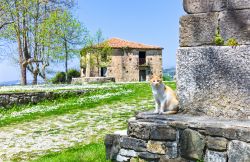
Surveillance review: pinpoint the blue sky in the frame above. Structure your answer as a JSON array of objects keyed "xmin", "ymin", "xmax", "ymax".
[{"xmin": 0, "ymin": 0, "xmax": 185, "ymax": 82}]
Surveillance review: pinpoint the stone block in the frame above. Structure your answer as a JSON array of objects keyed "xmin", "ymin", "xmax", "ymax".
[
  {"xmin": 160, "ymin": 157, "xmax": 189, "ymax": 162},
  {"xmin": 207, "ymin": 136, "xmax": 228, "ymax": 151},
  {"xmin": 120, "ymin": 137, "xmax": 147, "ymax": 152},
  {"xmin": 228, "ymin": 140, "xmax": 250, "ymax": 162},
  {"xmin": 147, "ymin": 141, "xmax": 177, "ymax": 156},
  {"xmin": 180, "ymin": 129, "xmax": 205, "ymax": 160},
  {"xmin": 130, "ymin": 157, "xmax": 146, "ymax": 162},
  {"xmin": 219, "ymin": 10, "xmax": 250, "ymax": 45},
  {"xmin": 183, "ymin": 0, "xmax": 227, "ymax": 14},
  {"xmin": 180, "ymin": 10, "xmax": 250, "ymax": 47},
  {"xmin": 128, "ymin": 121, "xmax": 151, "ymax": 140},
  {"xmin": 204, "ymin": 150, "xmax": 227, "ymax": 162},
  {"xmin": 150, "ymin": 125, "xmax": 176, "ymax": 141},
  {"xmin": 177, "ymin": 45, "xmax": 250, "ymax": 119},
  {"xmin": 119, "ymin": 149, "xmax": 138, "ymax": 157},
  {"xmin": 104, "ymin": 134, "xmax": 121, "ymax": 160},
  {"xmin": 116, "ymin": 155, "xmax": 130, "ymax": 162},
  {"xmin": 228, "ymin": 0, "xmax": 250, "ymax": 10},
  {"xmin": 180, "ymin": 12, "xmax": 218, "ymax": 47},
  {"xmin": 138, "ymin": 152, "xmax": 161, "ymax": 160},
  {"xmin": 31, "ymin": 96, "xmax": 39, "ymax": 103},
  {"xmin": 147, "ymin": 141, "xmax": 167, "ymax": 154}
]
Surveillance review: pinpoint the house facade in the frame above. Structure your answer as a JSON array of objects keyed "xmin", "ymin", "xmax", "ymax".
[{"xmin": 80, "ymin": 38, "xmax": 163, "ymax": 82}]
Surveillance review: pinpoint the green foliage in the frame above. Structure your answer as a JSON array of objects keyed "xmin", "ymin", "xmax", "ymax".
[
  {"xmin": 80, "ymin": 30, "xmax": 112, "ymax": 69},
  {"xmin": 225, "ymin": 38, "xmax": 239, "ymax": 47},
  {"xmin": 214, "ymin": 27, "xmax": 224, "ymax": 46},
  {"xmin": 51, "ymin": 72, "xmax": 66, "ymax": 84},
  {"xmin": 32, "ymin": 143, "xmax": 109, "ymax": 162},
  {"xmin": 67, "ymin": 69, "xmax": 80, "ymax": 83},
  {"xmin": 163, "ymin": 75, "xmax": 173, "ymax": 81},
  {"xmin": 51, "ymin": 69, "xmax": 80, "ymax": 84}
]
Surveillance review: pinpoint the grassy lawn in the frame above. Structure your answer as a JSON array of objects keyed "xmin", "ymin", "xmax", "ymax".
[
  {"xmin": 0, "ymin": 82, "xmax": 176, "ymax": 161},
  {"xmin": 32, "ymin": 143, "xmax": 109, "ymax": 162}
]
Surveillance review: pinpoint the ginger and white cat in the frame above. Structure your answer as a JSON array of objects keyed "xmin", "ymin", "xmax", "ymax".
[{"xmin": 150, "ymin": 75, "xmax": 179, "ymax": 115}]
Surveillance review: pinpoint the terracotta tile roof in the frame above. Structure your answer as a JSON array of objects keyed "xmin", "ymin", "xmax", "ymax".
[{"xmin": 105, "ymin": 38, "xmax": 163, "ymax": 50}]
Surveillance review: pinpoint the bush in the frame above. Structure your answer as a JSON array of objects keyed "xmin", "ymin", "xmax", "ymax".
[
  {"xmin": 67, "ymin": 69, "xmax": 80, "ymax": 83},
  {"xmin": 163, "ymin": 75, "xmax": 172, "ymax": 81},
  {"xmin": 51, "ymin": 72, "xmax": 66, "ymax": 84},
  {"xmin": 51, "ymin": 69, "xmax": 80, "ymax": 84},
  {"xmin": 225, "ymin": 38, "xmax": 239, "ymax": 47},
  {"xmin": 214, "ymin": 27, "xmax": 224, "ymax": 46}
]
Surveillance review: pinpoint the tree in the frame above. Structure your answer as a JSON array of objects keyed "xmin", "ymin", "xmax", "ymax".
[
  {"xmin": 80, "ymin": 30, "xmax": 112, "ymax": 77},
  {"xmin": 0, "ymin": 0, "xmax": 77, "ymax": 85},
  {"xmin": 46, "ymin": 10, "xmax": 87, "ymax": 82}
]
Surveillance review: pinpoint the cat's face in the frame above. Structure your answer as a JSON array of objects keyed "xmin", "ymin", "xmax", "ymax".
[{"xmin": 150, "ymin": 75, "xmax": 162, "ymax": 87}]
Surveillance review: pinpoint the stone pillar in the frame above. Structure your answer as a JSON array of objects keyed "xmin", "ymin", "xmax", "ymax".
[
  {"xmin": 85, "ymin": 52, "xmax": 91, "ymax": 77},
  {"xmin": 177, "ymin": 0, "xmax": 250, "ymax": 119}
]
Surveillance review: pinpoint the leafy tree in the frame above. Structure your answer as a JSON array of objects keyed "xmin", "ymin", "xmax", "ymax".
[
  {"xmin": 45, "ymin": 10, "xmax": 87, "ymax": 81},
  {"xmin": 0, "ymin": 0, "xmax": 80, "ymax": 85},
  {"xmin": 80, "ymin": 30, "xmax": 112, "ymax": 77}
]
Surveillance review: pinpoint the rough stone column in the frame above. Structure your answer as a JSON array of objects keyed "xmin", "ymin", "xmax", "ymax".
[
  {"xmin": 85, "ymin": 52, "xmax": 91, "ymax": 77},
  {"xmin": 177, "ymin": 0, "xmax": 250, "ymax": 119}
]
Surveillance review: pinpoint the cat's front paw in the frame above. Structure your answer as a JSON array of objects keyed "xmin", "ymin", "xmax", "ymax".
[
  {"xmin": 153, "ymin": 109, "xmax": 159, "ymax": 114},
  {"xmin": 159, "ymin": 111, "xmax": 164, "ymax": 115}
]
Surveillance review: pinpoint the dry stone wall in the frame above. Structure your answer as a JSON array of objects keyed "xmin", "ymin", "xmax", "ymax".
[
  {"xmin": 0, "ymin": 90, "xmax": 89, "ymax": 109},
  {"xmin": 105, "ymin": 112, "xmax": 250, "ymax": 162},
  {"xmin": 177, "ymin": 0, "xmax": 250, "ymax": 119}
]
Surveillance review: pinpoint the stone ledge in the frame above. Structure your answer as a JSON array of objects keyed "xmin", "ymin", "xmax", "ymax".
[
  {"xmin": 183, "ymin": 0, "xmax": 250, "ymax": 14},
  {"xmin": 105, "ymin": 112, "xmax": 250, "ymax": 161},
  {"xmin": 71, "ymin": 77, "xmax": 115, "ymax": 84},
  {"xmin": 136, "ymin": 112, "xmax": 250, "ymax": 143}
]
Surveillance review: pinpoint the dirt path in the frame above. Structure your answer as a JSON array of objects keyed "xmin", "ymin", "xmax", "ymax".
[{"xmin": 0, "ymin": 100, "xmax": 154, "ymax": 161}]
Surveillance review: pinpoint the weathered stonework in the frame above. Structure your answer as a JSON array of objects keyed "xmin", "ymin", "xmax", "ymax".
[
  {"xmin": 105, "ymin": 112, "xmax": 250, "ymax": 162},
  {"xmin": 177, "ymin": 45, "xmax": 250, "ymax": 119},
  {"xmin": 207, "ymin": 136, "xmax": 228, "ymax": 151},
  {"xmin": 180, "ymin": 129, "xmax": 205, "ymax": 160},
  {"xmin": 183, "ymin": 0, "xmax": 250, "ymax": 14},
  {"xmin": 0, "ymin": 90, "xmax": 90, "ymax": 108},
  {"xmin": 180, "ymin": 12, "xmax": 218, "ymax": 47},
  {"xmin": 228, "ymin": 140, "xmax": 250, "ymax": 162},
  {"xmin": 80, "ymin": 38, "xmax": 163, "ymax": 82},
  {"xmin": 180, "ymin": 10, "xmax": 250, "ymax": 47},
  {"xmin": 204, "ymin": 150, "xmax": 227, "ymax": 162}
]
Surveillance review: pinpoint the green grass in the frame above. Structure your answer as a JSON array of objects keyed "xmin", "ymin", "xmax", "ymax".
[
  {"xmin": 2, "ymin": 82, "xmax": 176, "ymax": 162},
  {"xmin": 0, "ymin": 82, "xmax": 179, "ymax": 127},
  {"xmin": 32, "ymin": 143, "xmax": 109, "ymax": 162}
]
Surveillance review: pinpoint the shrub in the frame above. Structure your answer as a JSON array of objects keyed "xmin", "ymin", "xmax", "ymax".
[
  {"xmin": 214, "ymin": 27, "xmax": 224, "ymax": 46},
  {"xmin": 67, "ymin": 69, "xmax": 80, "ymax": 83},
  {"xmin": 225, "ymin": 38, "xmax": 239, "ymax": 47},
  {"xmin": 163, "ymin": 75, "xmax": 172, "ymax": 81},
  {"xmin": 51, "ymin": 72, "xmax": 66, "ymax": 84}
]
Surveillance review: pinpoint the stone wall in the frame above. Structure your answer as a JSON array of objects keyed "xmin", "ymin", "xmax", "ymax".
[
  {"xmin": 177, "ymin": 0, "xmax": 250, "ymax": 119},
  {"xmin": 81, "ymin": 48, "xmax": 163, "ymax": 82},
  {"xmin": 0, "ymin": 90, "xmax": 89, "ymax": 109},
  {"xmin": 105, "ymin": 112, "xmax": 250, "ymax": 162},
  {"xmin": 108, "ymin": 49, "xmax": 162, "ymax": 82}
]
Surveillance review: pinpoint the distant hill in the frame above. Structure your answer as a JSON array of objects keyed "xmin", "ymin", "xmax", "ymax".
[
  {"xmin": 0, "ymin": 80, "xmax": 44, "ymax": 86},
  {"xmin": 163, "ymin": 67, "xmax": 176, "ymax": 79},
  {"xmin": 0, "ymin": 80, "xmax": 20, "ymax": 86}
]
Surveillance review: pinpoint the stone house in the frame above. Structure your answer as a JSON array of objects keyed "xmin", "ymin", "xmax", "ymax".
[{"xmin": 80, "ymin": 38, "xmax": 163, "ymax": 82}]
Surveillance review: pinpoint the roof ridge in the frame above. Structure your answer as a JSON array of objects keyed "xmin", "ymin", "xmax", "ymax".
[{"xmin": 106, "ymin": 37, "xmax": 163, "ymax": 49}]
